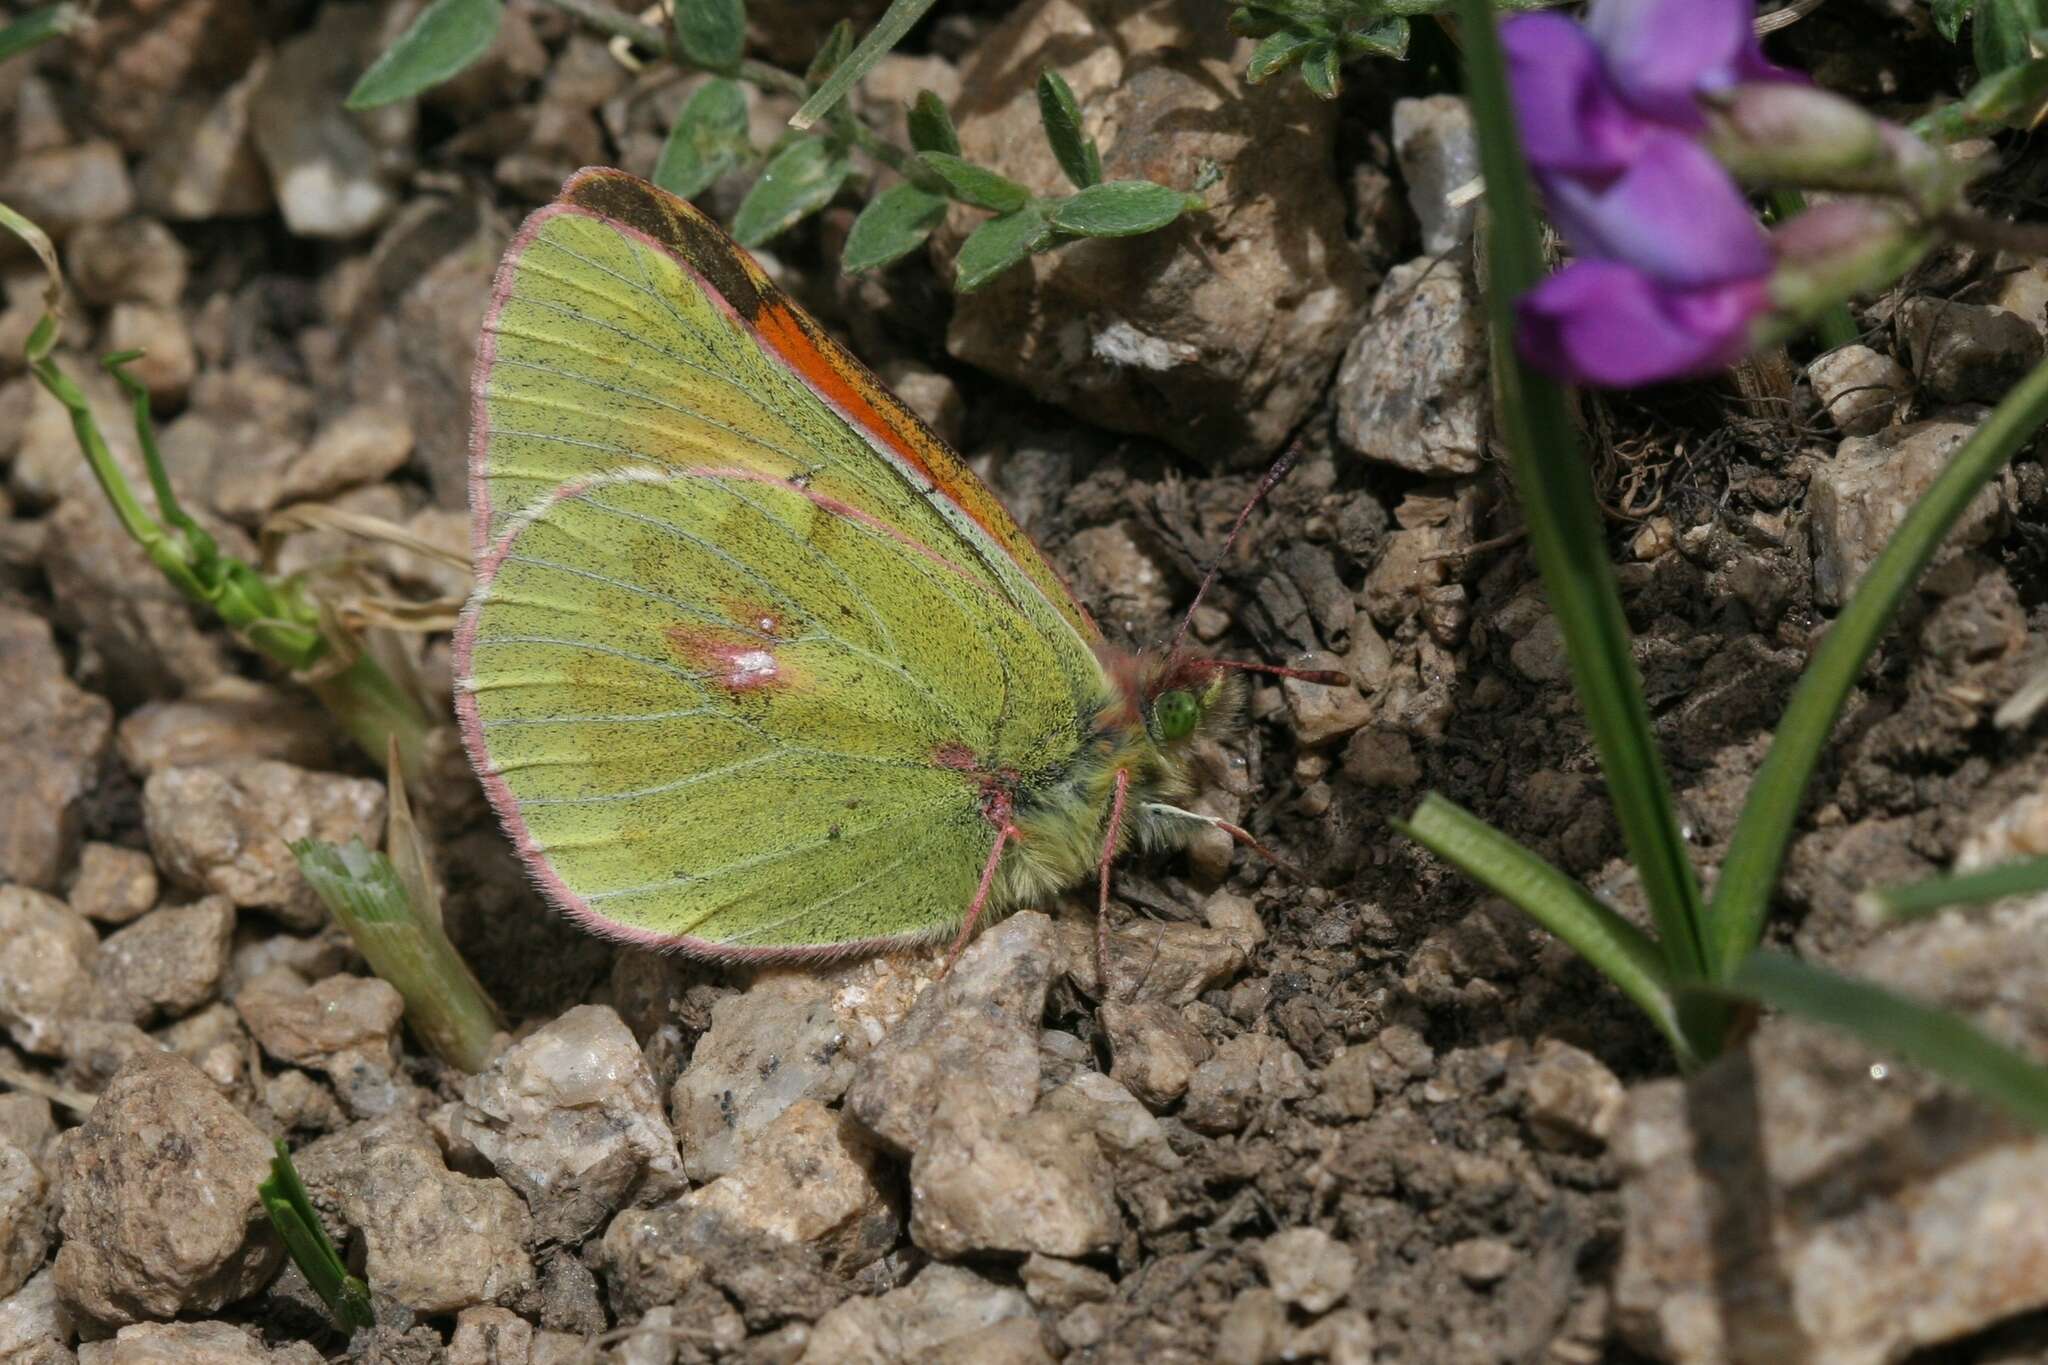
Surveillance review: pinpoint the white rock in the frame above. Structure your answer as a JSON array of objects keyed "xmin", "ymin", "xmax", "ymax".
[
  {"xmin": 1256, "ymin": 1227, "xmax": 1355, "ymax": 1313},
  {"xmin": 456, "ymin": 1004, "xmax": 684, "ymax": 1241}
]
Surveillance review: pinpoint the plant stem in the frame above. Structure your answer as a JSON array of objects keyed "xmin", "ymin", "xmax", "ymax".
[
  {"xmin": 1456, "ymin": 0, "xmax": 1713, "ymax": 988},
  {"xmin": 294, "ymin": 840, "xmax": 501, "ymax": 1074},
  {"xmin": 537, "ymin": 0, "xmax": 670, "ymax": 54},
  {"xmin": 306, "ymin": 654, "xmax": 436, "ymax": 787},
  {"xmin": 1706, "ymin": 353, "xmax": 2048, "ymax": 977},
  {"xmin": 738, "ymin": 57, "xmax": 809, "ymax": 99}
]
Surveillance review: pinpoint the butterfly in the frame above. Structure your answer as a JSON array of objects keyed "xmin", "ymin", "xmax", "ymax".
[{"xmin": 454, "ymin": 168, "xmax": 1338, "ymax": 968}]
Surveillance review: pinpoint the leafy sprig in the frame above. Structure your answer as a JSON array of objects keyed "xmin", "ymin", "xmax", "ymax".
[
  {"xmin": 1232, "ymin": 0, "xmax": 1547, "ymax": 97},
  {"xmin": 847, "ymin": 72, "xmax": 1203, "ymax": 289},
  {"xmin": 346, "ymin": 0, "xmax": 1202, "ymax": 290}
]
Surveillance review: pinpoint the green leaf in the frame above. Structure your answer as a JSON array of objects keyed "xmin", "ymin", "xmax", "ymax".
[
  {"xmin": 1227, "ymin": 3, "xmax": 1294, "ymax": 38},
  {"xmin": 1705, "ymin": 352, "xmax": 2048, "ymax": 978},
  {"xmin": 1859, "ymin": 854, "xmax": 2048, "ymax": 923},
  {"xmin": 1914, "ymin": 55, "xmax": 2048, "ymax": 139},
  {"xmin": 791, "ymin": 0, "xmax": 937, "ymax": 130},
  {"xmin": 674, "ymin": 0, "xmax": 745, "ymax": 71},
  {"xmin": 1245, "ymin": 27, "xmax": 1320, "ymax": 83},
  {"xmin": 732, "ymin": 137, "xmax": 852, "ymax": 246},
  {"xmin": 293, "ymin": 838, "xmax": 500, "ymax": 1073},
  {"xmin": 804, "ymin": 18, "xmax": 856, "ymax": 87},
  {"xmin": 1342, "ymin": 16, "xmax": 1409, "ymax": 60},
  {"xmin": 1456, "ymin": 0, "xmax": 1714, "ymax": 995},
  {"xmin": 1711, "ymin": 951, "xmax": 2048, "ymax": 1132},
  {"xmin": 1975, "ymin": 0, "xmax": 2048, "ymax": 73},
  {"xmin": 1049, "ymin": 180, "xmax": 1198, "ymax": 238},
  {"xmin": 908, "ymin": 89, "xmax": 960, "ymax": 156},
  {"xmin": 1936, "ymin": 0, "xmax": 1977, "ymax": 41},
  {"xmin": 345, "ymin": 0, "xmax": 502, "ymax": 110},
  {"xmin": 0, "ymin": 4, "xmax": 85, "ymax": 64},
  {"xmin": 1298, "ymin": 41, "xmax": 1342, "ymax": 98},
  {"xmin": 954, "ymin": 206, "xmax": 1050, "ymax": 291},
  {"xmin": 654, "ymin": 78, "xmax": 751, "ymax": 200},
  {"xmin": 1398, "ymin": 793, "xmax": 1696, "ymax": 1066},
  {"xmin": 918, "ymin": 151, "xmax": 1031, "ymax": 212},
  {"xmin": 259, "ymin": 1142, "xmax": 375, "ymax": 1332},
  {"xmin": 842, "ymin": 183, "xmax": 947, "ymax": 272},
  {"xmin": 1036, "ymin": 70, "xmax": 1100, "ymax": 189}
]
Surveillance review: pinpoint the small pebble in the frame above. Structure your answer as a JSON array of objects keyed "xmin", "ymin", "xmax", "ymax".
[
  {"xmin": 1449, "ymin": 1236, "xmax": 1515, "ymax": 1287},
  {"xmin": 67, "ymin": 844, "xmax": 158, "ymax": 926}
]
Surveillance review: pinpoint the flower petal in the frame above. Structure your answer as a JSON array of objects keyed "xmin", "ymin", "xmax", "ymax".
[
  {"xmin": 1502, "ymin": 13, "xmax": 1651, "ymax": 176},
  {"xmin": 1585, "ymin": 0, "xmax": 1799, "ymax": 122},
  {"xmin": 1540, "ymin": 133, "xmax": 1770, "ymax": 286},
  {"xmin": 1516, "ymin": 260, "xmax": 1768, "ymax": 388}
]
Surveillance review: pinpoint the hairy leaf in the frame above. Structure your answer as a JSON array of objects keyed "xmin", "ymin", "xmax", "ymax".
[
  {"xmin": 654, "ymin": 78, "xmax": 751, "ymax": 199},
  {"xmin": 1050, "ymin": 180, "xmax": 1198, "ymax": 238},
  {"xmin": 732, "ymin": 137, "xmax": 851, "ymax": 246},
  {"xmin": 346, "ymin": 0, "xmax": 502, "ymax": 110},
  {"xmin": 843, "ymin": 183, "xmax": 948, "ymax": 272},
  {"xmin": 955, "ymin": 206, "xmax": 1050, "ymax": 291}
]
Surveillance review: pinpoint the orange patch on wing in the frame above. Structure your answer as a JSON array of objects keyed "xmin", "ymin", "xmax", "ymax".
[{"xmin": 751, "ymin": 299, "xmax": 1093, "ymax": 627}]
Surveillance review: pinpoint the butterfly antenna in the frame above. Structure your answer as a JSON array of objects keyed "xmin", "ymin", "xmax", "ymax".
[
  {"xmin": 1208, "ymin": 658, "xmax": 1352, "ymax": 687},
  {"xmin": 1165, "ymin": 442, "xmax": 1305, "ymax": 660}
]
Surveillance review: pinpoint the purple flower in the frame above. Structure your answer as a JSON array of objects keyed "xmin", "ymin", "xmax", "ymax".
[
  {"xmin": 1515, "ymin": 262, "xmax": 1770, "ymax": 388},
  {"xmin": 1500, "ymin": 0, "xmax": 1799, "ymax": 388},
  {"xmin": 1541, "ymin": 132, "xmax": 1769, "ymax": 287},
  {"xmin": 1504, "ymin": 0, "xmax": 1799, "ymax": 172},
  {"xmin": 1583, "ymin": 0, "xmax": 1798, "ymax": 125},
  {"xmin": 1502, "ymin": 14, "xmax": 1651, "ymax": 178}
]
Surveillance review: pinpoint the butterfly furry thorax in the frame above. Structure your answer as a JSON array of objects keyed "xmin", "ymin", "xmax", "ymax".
[
  {"xmin": 455, "ymin": 167, "xmax": 1288, "ymax": 964},
  {"xmin": 990, "ymin": 649, "xmax": 1248, "ymax": 909}
]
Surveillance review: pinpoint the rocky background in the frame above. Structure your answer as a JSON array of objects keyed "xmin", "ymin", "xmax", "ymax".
[{"xmin": 5, "ymin": 1, "xmax": 2048, "ymax": 1363}]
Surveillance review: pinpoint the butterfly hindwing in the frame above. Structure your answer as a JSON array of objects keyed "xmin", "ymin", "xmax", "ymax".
[{"xmin": 458, "ymin": 170, "xmax": 1110, "ymax": 956}]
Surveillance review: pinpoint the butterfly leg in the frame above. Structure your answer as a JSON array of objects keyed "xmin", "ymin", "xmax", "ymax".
[
  {"xmin": 941, "ymin": 822, "xmax": 1020, "ymax": 976},
  {"xmin": 1096, "ymin": 767, "xmax": 1133, "ymax": 993},
  {"xmin": 1144, "ymin": 801, "xmax": 1307, "ymax": 883}
]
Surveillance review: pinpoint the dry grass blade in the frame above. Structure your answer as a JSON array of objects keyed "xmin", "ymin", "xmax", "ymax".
[
  {"xmin": 262, "ymin": 502, "xmax": 468, "ymax": 635},
  {"xmin": 262, "ymin": 501, "xmax": 471, "ymax": 573},
  {"xmin": 1757, "ymin": 0, "xmax": 1827, "ymax": 34}
]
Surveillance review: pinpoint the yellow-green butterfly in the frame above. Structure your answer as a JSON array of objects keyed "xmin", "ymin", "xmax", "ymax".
[{"xmin": 455, "ymin": 168, "xmax": 1335, "ymax": 966}]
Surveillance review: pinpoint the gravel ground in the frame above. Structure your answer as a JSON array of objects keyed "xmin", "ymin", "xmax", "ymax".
[{"xmin": 5, "ymin": 2, "xmax": 2048, "ymax": 1363}]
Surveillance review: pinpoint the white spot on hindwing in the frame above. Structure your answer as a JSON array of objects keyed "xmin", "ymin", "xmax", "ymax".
[{"xmin": 731, "ymin": 649, "xmax": 777, "ymax": 685}]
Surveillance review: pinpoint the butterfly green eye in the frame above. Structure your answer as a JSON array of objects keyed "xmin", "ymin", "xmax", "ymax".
[{"xmin": 1153, "ymin": 689, "xmax": 1199, "ymax": 741}]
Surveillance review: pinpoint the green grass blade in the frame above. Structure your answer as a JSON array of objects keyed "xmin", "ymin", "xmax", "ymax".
[
  {"xmin": 1859, "ymin": 854, "xmax": 2048, "ymax": 923},
  {"xmin": 291, "ymin": 838, "xmax": 500, "ymax": 1073},
  {"xmin": 259, "ymin": 1141, "xmax": 374, "ymax": 1332},
  {"xmin": 1708, "ymin": 950, "xmax": 2048, "ymax": 1132},
  {"xmin": 1706, "ymin": 353, "xmax": 2048, "ymax": 977},
  {"xmin": 0, "ymin": 4, "xmax": 82, "ymax": 64},
  {"xmin": 787, "ymin": 0, "xmax": 935, "ymax": 131},
  {"xmin": 1456, "ymin": 0, "xmax": 1709, "ymax": 978},
  {"xmin": 1398, "ymin": 793, "xmax": 1697, "ymax": 1066}
]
